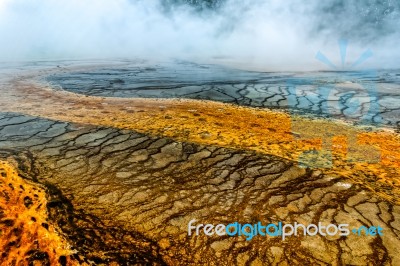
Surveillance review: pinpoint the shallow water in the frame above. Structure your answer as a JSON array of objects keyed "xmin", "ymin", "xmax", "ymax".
[{"xmin": 46, "ymin": 61, "xmax": 400, "ymax": 127}]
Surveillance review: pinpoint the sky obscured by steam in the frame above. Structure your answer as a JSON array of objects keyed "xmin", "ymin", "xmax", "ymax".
[{"xmin": 0, "ymin": 0, "xmax": 399, "ymax": 70}]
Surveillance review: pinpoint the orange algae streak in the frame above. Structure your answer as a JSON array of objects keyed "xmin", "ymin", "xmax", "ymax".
[
  {"xmin": 1, "ymin": 80, "xmax": 400, "ymax": 203},
  {"xmin": 0, "ymin": 161, "xmax": 77, "ymax": 266}
]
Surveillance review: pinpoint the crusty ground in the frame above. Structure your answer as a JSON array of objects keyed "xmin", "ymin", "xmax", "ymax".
[
  {"xmin": 0, "ymin": 79, "xmax": 399, "ymax": 203},
  {"xmin": 0, "ymin": 161, "xmax": 80, "ymax": 266}
]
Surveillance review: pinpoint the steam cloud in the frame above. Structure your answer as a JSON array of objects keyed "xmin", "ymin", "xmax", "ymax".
[{"xmin": 0, "ymin": 0, "xmax": 399, "ymax": 70}]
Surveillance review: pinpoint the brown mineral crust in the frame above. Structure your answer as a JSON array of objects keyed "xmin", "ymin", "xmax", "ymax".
[
  {"xmin": 0, "ymin": 114, "xmax": 399, "ymax": 265},
  {"xmin": 0, "ymin": 161, "xmax": 77, "ymax": 266},
  {"xmin": 0, "ymin": 65, "xmax": 399, "ymax": 265},
  {"xmin": 0, "ymin": 78, "xmax": 399, "ymax": 203},
  {"xmin": 0, "ymin": 160, "xmax": 166, "ymax": 266}
]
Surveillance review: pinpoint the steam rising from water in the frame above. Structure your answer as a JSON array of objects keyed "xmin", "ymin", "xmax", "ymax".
[{"xmin": 0, "ymin": 0, "xmax": 399, "ymax": 70}]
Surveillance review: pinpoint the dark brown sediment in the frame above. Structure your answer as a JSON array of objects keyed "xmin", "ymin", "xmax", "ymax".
[
  {"xmin": 0, "ymin": 63, "xmax": 399, "ymax": 265},
  {"xmin": 1, "ymin": 158, "xmax": 166, "ymax": 265},
  {"xmin": 0, "ymin": 113, "xmax": 399, "ymax": 265},
  {"xmin": 0, "ymin": 75, "xmax": 399, "ymax": 203}
]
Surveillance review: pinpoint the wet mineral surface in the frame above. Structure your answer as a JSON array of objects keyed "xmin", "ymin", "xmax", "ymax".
[
  {"xmin": 0, "ymin": 60, "xmax": 400, "ymax": 265},
  {"xmin": 46, "ymin": 61, "xmax": 400, "ymax": 127}
]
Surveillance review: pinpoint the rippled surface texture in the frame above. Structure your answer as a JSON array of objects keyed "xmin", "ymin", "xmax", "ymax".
[
  {"xmin": 47, "ymin": 61, "xmax": 400, "ymax": 126},
  {"xmin": 0, "ymin": 60, "xmax": 400, "ymax": 265}
]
